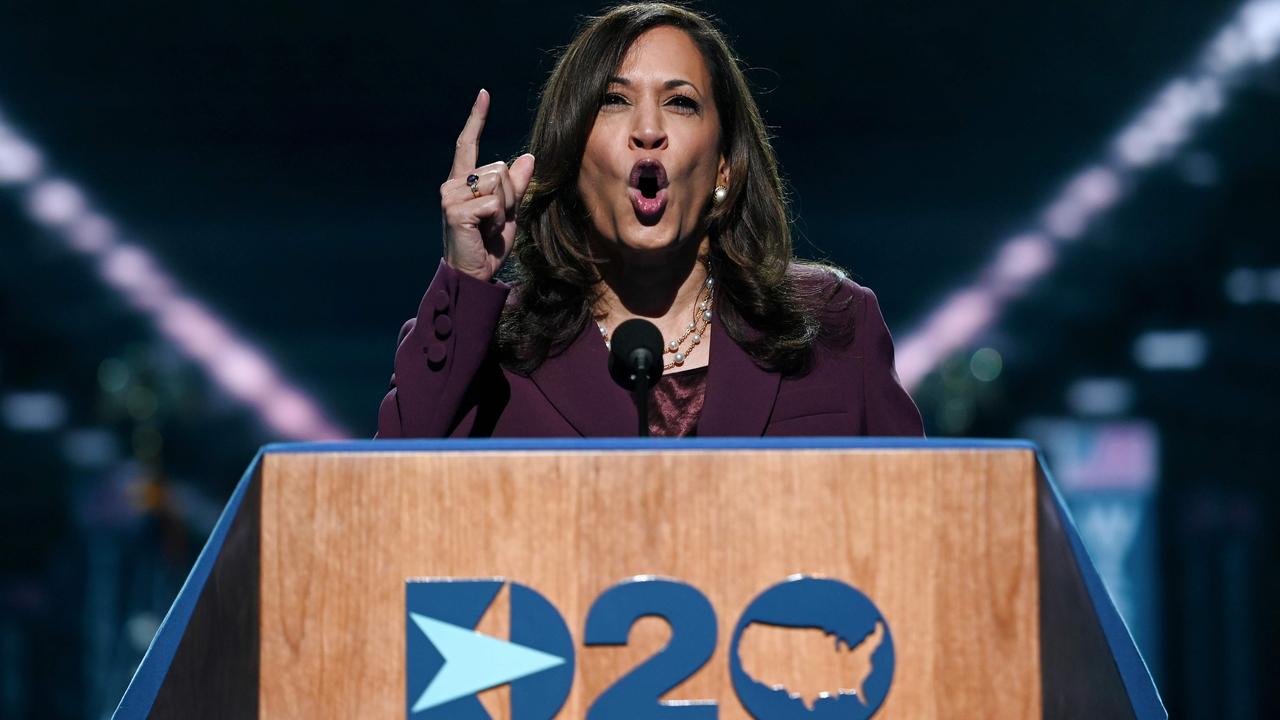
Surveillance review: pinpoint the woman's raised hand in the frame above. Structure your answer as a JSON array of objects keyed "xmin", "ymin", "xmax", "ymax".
[{"xmin": 441, "ymin": 89, "xmax": 536, "ymax": 282}]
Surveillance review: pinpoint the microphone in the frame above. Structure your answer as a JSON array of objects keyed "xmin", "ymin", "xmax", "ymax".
[{"xmin": 607, "ymin": 319, "xmax": 664, "ymax": 437}]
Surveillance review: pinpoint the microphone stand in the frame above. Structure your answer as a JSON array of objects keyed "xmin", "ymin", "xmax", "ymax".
[
  {"xmin": 631, "ymin": 352, "xmax": 652, "ymax": 438},
  {"xmin": 608, "ymin": 319, "xmax": 664, "ymax": 439}
]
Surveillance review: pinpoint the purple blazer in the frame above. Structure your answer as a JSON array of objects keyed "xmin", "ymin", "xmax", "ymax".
[{"xmin": 377, "ymin": 260, "xmax": 924, "ymax": 438}]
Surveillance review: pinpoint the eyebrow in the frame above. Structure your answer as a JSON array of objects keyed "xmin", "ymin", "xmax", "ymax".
[{"xmin": 607, "ymin": 76, "xmax": 701, "ymax": 94}]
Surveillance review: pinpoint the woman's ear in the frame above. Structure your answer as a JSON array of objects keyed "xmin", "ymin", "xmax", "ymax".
[{"xmin": 717, "ymin": 154, "xmax": 730, "ymax": 186}]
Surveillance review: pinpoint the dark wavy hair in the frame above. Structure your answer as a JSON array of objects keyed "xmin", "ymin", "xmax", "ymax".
[{"xmin": 498, "ymin": 1, "xmax": 851, "ymax": 375}]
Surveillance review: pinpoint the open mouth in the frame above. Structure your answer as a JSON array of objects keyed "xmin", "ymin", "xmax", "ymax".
[
  {"xmin": 638, "ymin": 174, "xmax": 660, "ymax": 198},
  {"xmin": 629, "ymin": 159, "xmax": 669, "ymax": 224},
  {"xmin": 630, "ymin": 158, "xmax": 669, "ymax": 194}
]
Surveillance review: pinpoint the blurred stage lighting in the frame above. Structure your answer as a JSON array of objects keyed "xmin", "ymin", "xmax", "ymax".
[
  {"xmin": 1133, "ymin": 330, "xmax": 1209, "ymax": 370},
  {"xmin": 897, "ymin": 0, "xmax": 1280, "ymax": 390},
  {"xmin": 2, "ymin": 391, "xmax": 68, "ymax": 431},
  {"xmin": 1225, "ymin": 267, "xmax": 1262, "ymax": 303},
  {"xmin": 0, "ymin": 121, "xmax": 42, "ymax": 184},
  {"xmin": 1265, "ymin": 268, "xmax": 1280, "ymax": 303},
  {"xmin": 0, "ymin": 109, "xmax": 347, "ymax": 441},
  {"xmin": 1067, "ymin": 377, "xmax": 1136, "ymax": 417},
  {"xmin": 969, "ymin": 347, "xmax": 1003, "ymax": 382},
  {"xmin": 1225, "ymin": 266, "xmax": 1280, "ymax": 304},
  {"xmin": 26, "ymin": 178, "xmax": 86, "ymax": 227},
  {"xmin": 62, "ymin": 428, "xmax": 120, "ymax": 468}
]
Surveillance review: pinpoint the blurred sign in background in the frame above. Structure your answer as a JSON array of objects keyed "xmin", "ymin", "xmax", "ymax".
[{"xmin": 1, "ymin": 1, "xmax": 1277, "ymax": 717}]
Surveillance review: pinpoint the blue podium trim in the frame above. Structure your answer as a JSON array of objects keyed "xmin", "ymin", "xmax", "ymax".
[
  {"xmin": 1036, "ymin": 453, "xmax": 1166, "ymax": 719},
  {"xmin": 261, "ymin": 436, "xmax": 1039, "ymax": 454}
]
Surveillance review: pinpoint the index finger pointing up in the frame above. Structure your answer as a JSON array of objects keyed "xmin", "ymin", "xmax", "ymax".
[{"xmin": 449, "ymin": 88, "xmax": 490, "ymax": 181}]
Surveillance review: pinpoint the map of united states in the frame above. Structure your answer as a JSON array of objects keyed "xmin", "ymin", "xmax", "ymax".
[{"xmin": 737, "ymin": 620, "xmax": 886, "ymax": 709}]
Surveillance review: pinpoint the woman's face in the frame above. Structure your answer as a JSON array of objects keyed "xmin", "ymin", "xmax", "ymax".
[{"xmin": 577, "ymin": 26, "xmax": 727, "ymax": 260}]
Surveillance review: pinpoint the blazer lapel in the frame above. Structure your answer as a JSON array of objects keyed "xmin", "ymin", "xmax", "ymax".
[
  {"xmin": 530, "ymin": 322, "xmax": 637, "ymax": 437},
  {"xmin": 530, "ymin": 307, "xmax": 782, "ymax": 437},
  {"xmin": 697, "ymin": 309, "xmax": 781, "ymax": 436}
]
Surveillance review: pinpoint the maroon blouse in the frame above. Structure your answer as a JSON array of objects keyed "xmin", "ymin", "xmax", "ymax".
[{"xmin": 646, "ymin": 366, "xmax": 709, "ymax": 437}]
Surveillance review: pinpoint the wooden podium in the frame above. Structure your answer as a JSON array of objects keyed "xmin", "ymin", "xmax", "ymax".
[{"xmin": 112, "ymin": 439, "xmax": 1164, "ymax": 719}]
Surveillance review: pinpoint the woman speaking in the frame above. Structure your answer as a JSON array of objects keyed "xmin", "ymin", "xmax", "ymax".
[{"xmin": 377, "ymin": 2, "xmax": 923, "ymax": 438}]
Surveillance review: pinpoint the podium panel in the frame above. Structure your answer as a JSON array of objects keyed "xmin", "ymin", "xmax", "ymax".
[{"xmin": 114, "ymin": 439, "xmax": 1165, "ymax": 719}]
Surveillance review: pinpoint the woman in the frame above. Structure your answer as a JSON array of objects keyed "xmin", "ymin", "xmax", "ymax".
[{"xmin": 377, "ymin": 2, "xmax": 923, "ymax": 438}]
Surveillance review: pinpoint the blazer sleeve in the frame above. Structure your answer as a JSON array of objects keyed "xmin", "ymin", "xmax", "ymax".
[
  {"xmin": 376, "ymin": 259, "xmax": 511, "ymax": 438},
  {"xmin": 854, "ymin": 285, "xmax": 925, "ymax": 437}
]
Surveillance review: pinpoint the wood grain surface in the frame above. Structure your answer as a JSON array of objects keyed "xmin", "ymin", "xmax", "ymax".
[{"xmin": 258, "ymin": 448, "xmax": 1041, "ymax": 718}]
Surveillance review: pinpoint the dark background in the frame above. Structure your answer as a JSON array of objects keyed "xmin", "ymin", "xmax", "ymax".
[{"xmin": 1, "ymin": 1, "xmax": 1276, "ymax": 717}]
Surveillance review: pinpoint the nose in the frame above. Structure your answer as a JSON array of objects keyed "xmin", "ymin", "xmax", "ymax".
[{"xmin": 629, "ymin": 103, "xmax": 667, "ymax": 151}]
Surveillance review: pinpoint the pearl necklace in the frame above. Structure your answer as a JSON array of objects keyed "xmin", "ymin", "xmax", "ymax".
[{"xmin": 597, "ymin": 275, "xmax": 714, "ymax": 370}]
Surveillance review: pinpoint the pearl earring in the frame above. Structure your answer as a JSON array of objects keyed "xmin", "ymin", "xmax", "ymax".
[{"xmin": 713, "ymin": 184, "xmax": 728, "ymax": 205}]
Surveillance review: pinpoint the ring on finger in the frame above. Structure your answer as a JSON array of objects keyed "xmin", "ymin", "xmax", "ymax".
[{"xmin": 466, "ymin": 173, "xmax": 481, "ymax": 198}]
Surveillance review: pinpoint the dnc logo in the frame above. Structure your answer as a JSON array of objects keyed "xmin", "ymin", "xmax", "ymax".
[
  {"xmin": 406, "ymin": 576, "xmax": 894, "ymax": 719},
  {"xmin": 405, "ymin": 580, "xmax": 574, "ymax": 718}
]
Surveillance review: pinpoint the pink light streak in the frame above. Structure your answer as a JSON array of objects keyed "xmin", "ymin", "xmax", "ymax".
[
  {"xmin": 896, "ymin": 0, "xmax": 1280, "ymax": 390},
  {"xmin": 0, "ymin": 109, "xmax": 348, "ymax": 441}
]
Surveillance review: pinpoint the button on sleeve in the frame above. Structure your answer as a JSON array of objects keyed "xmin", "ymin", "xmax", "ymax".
[
  {"xmin": 425, "ymin": 342, "xmax": 447, "ymax": 366},
  {"xmin": 431, "ymin": 288, "xmax": 450, "ymax": 313},
  {"xmin": 433, "ymin": 314, "xmax": 453, "ymax": 339}
]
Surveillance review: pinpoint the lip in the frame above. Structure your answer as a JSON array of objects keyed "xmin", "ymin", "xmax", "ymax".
[
  {"xmin": 629, "ymin": 187, "xmax": 668, "ymax": 225},
  {"xmin": 629, "ymin": 158, "xmax": 669, "ymax": 191}
]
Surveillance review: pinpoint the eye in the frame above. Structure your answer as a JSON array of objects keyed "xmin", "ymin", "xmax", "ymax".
[
  {"xmin": 601, "ymin": 92, "xmax": 629, "ymax": 108},
  {"xmin": 668, "ymin": 95, "xmax": 701, "ymax": 113}
]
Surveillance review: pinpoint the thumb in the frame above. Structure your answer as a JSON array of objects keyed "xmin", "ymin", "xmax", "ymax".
[{"xmin": 510, "ymin": 152, "xmax": 536, "ymax": 199}]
